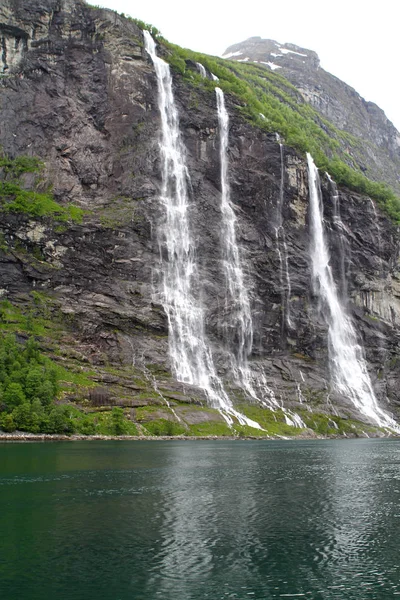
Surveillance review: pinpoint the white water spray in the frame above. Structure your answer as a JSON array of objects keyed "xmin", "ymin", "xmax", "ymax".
[
  {"xmin": 215, "ymin": 87, "xmax": 304, "ymax": 428},
  {"xmin": 143, "ymin": 32, "xmax": 261, "ymax": 429},
  {"xmin": 215, "ymin": 87, "xmax": 254, "ymax": 373},
  {"xmin": 275, "ymin": 143, "xmax": 293, "ymax": 328},
  {"xmin": 307, "ymin": 153, "xmax": 398, "ymax": 431},
  {"xmin": 326, "ymin": 173, "xmax": 348, "ymax": 299},
  {"xmin": 196, "ymin": 62, "xmax": 207, "ymax": 78}
]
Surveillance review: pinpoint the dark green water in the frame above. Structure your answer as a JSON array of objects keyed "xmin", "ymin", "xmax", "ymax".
[{"xmin": 0, "ymin": 439, "xmax": 400, "ymax": 599}]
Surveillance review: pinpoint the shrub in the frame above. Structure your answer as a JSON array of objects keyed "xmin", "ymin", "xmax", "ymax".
[{"xmin": 0, "ymin": 152, "xmax": 83, "ymax": 222}]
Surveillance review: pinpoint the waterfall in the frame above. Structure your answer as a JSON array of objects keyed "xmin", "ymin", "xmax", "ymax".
[
  {"xmin": 215, "ymin": 87, "xmax": 253, "ymax": 374},
  {"xmin": 143, "ymin": 32, "xmax": 261, "ymax": 429},
  {"xmin": 215, "ymin": 87, "xmax": 304, "ymax": 428},
  {"xmin": 275, "ymin": 142, "xmax": 293, "ymax": 329},
  {"xmin": 307, "ymin": 153, "xmax": 398, "ymax": 431},
  {"xmin": 369, "ymin": 198, "xmax": 384, "ymax": 280},
  {"xmin": 326, "ymin": 174, "xmax": 348, "ymax": 299},
  {"xmin": 196, "ymin": 62, "xmax": 207, "ymax": 78}
]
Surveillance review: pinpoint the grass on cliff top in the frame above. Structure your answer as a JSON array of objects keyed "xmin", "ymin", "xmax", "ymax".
[
  {"xmin": 0, "ymin": 153, "xmax": 83, "ymax": 222},
  {"xmin": 116, "ymin": 15, "xmax": 400, "ymax": 223},
  {"xmin": 163, "ymin": 44, "xmax": 400, "ymax": 222}
]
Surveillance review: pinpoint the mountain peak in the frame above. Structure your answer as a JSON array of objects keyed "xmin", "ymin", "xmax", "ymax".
[
  {"xmin": 222, "ymin": 37, "xmax": 320, "ymax": 71},
  {"xmin": 222, "ymin": 36, "xmax": 400, "ymax": 192}
]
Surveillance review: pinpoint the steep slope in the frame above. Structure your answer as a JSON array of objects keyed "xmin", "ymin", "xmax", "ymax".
[
  {"xmin": 222, "ymin": 37, "xmax": 400, "ymax": 194},
  {"xmin": 0, "ymin": 0, "xmax": 399, "ymax": 437}
]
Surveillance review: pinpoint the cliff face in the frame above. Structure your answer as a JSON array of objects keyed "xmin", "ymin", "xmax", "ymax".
[
  {"xmin": 223, "ymin": 37, "xmax": 400, "ymax": 194},
  {"xmin": 0, "ymin": 0, "xmax": 399, "ymax": 431}
]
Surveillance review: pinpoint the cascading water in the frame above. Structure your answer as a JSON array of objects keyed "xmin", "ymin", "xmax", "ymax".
[
  {"xmin": 275, "ymin": 141, "xmax": 293, "ymax": 329},
  {"xmin": 369, "ymin": 198, "xmax": 384, "ymax": 281},
  {"xmin": 307, "ymin": 153, "xmax": 398, "ymax": 431},
  {"xmin": 215, "ymin": 87, "xmax": 253, "ymax": 377},
  {"xmin": 215, "ymin": 87, "xmax": 304, "ymax": 428},
  {"xmin": 326, "ymin": 174, "xmax": 348, "ymax": 299},
  {"xmin": 196, "ymin": 62, "xmax": 207, "ymax": 78},
  {"xmin": 143, "ymin": 32, "xmax": 260, "ymax": 429}
]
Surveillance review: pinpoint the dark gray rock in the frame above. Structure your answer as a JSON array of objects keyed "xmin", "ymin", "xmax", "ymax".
[
  {"xmin": 222, "ymin": 37, "xmax": 400, "ymax": 194},
  {"xmin": 0, "ymin": 0, "xmax": 399, "ymax": 426}
]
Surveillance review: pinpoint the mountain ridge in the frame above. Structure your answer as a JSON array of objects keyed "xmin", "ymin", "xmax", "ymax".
[
  {"xmin": 0, "ymin": 0, "xmax": 399, "ymax": 437},
  {"xmin": 222, "ymin": 37, "xmax": 400, "ymax": 194}
]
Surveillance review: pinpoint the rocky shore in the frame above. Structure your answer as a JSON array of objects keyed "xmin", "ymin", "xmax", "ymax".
[{"xmin": 0, "ymin": 430, "xmax": 388, "ymax": 442}]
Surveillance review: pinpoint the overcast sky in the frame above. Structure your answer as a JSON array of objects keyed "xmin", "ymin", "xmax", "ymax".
[{"xmin": 94, "ymin": 0, "xmax": 400, "ymax": 131}]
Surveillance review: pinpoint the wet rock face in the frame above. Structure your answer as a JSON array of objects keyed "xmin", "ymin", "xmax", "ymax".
[
  {"xmin": 0, "ymin": 0, "xmax": 399, "ymax": 423},
  {"xmin": 222, "ymin": 37, "xmax": 400, "ymax": 195}
]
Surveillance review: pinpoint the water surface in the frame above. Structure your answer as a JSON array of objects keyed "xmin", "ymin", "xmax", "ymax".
[{"xmin": 0, "ymin": 439, "xmax": 399, "ymax": 599}]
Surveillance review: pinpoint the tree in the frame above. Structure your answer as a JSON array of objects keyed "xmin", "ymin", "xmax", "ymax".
[
  {"xmin": 38, "ymin": 380, "xmax": 55, "ymax": 406},
  {"xmin": 111, "ymin": 407, "xmax": 128, "ymax": 435},
  {"xmin": 25, "ymin": 368, "xmax": 43, "ymax": 400},
  {"xmin": 12, "ymin": 402, "xmax": 32, "ymax": 431},
  {"xmin": 45, "ymin": 406, "xmax": 74, "ymax": 435},
  {"xmin": 3, "ymin": 383, "xmax": 26, "ymax": 409},
  {"xmin": 0, "ymin": 412, "xmax": 15, "ymax": 432}
]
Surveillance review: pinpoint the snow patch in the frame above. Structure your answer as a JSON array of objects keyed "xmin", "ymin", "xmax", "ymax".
[
  {"xmin": 222, "ymin": 50, "xmax": 243, "ymax": 59},
  {"xmin": 260, "ymin": 61, "xmax": 282, "ymax": 71},
  {"xmin": 278, "ymin": 47, "xmax": 308, "ymax": 57},
  {"xmin": 271, "ymin": 52, "xmax": 283, "ymax": 58},
  {"xmin": 237, "ymin": 57, "xmax": 250, "ymax": 62}
]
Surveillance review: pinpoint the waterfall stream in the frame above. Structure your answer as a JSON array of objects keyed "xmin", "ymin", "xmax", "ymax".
[
  {"xmin": 215, "ymin": 88, "xmax": 304, "ymax": 428},
  {"xmin": 144, "ymin": 32, "xmax": 260, "ymax": 429},
  {"xmin": 307, "ymin": 154, "xmax": 398, "ymax": 431},
  {"xmin": 215, "ymin": 87, "xmax": 253, "ymax": 377},
  {"xmin": 276, "ymin": 143, "xmax": 293, "ymax": 329},
  {"xmin": 196, "ymin": 62, "xmax": 207, "ymax": 78},
  {"xmin": 326, "ymin": 173, "xmax": 348, "ymax": 299}
]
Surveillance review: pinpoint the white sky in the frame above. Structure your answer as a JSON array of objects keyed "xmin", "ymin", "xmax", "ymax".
[{"xmin": 94, "ymin": 0, "xmax": 400, "ymax": 131}]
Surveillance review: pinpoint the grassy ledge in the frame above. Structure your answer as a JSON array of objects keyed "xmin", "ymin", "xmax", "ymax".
[
  {"xmin": 115, "ymin": 13, "xmax": 400, "ymax": 223},
  {"xmin": 0, "ymin": 153, "xmax": 83, "ymax": 222}
]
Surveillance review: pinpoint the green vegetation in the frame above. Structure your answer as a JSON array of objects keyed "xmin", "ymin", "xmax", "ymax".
[
  {"xmin": 0, "ymin": 334, "xmax": 136, "ymax": 435},
  {"xmin": 157, "ymin": 40, "xmax": 400, "ymax": 222},
  {"xmin": 0, "ymin": 298, "xmax": 59, "ymax": 337},
  {"xmin": 69, "ymin": 407, "xmax": 138, "ymax": 436},
  {"xmin": 0, "ymin": 152, "xmax": 83, "ymax": 222},
  {"xmin": 118, "ymin": 14, "xmax": 161, "ymax": 39},
  {"xmin": 143, "ymin": 418, "xmax": 187, "ymax": 436},
  {"xmin": 0, "ymin": 334, "xmax": 385, "ymax": 438},
  {"xmin": 299, "ymin": 410, "xmax": 385, "ymax": 436},
  {"xmin": 235, "ymin": 405, "xmax": 301, "ymax": 437},
  {"xmin": 83, "ymin": 6, "xmax": 400, "ymax": 220},
  {"xmin": 0, "ymin": 333, "xmax": 62, "ymax": 433},
  {"xmin": 188, "ymin": 421, "xmax": 233, "ymax": 437}
]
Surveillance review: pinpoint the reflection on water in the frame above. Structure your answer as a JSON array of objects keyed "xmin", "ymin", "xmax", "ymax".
[{"xmin": 0, "ymin": 440, "xmax": 400, "ymax": 599}]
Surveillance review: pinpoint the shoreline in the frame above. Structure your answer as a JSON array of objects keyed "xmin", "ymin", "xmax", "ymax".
[
  {"xmin": 0, "ymin": 432, "xmax": 315, "ymax": 442},
  {"xmin": 0, "ymin": 431, "xmax": 392, "ymax": 442}
]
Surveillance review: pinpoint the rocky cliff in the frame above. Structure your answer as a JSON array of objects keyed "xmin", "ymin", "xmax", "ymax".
[
  {"xmin": 0, "ymin": 0, "xmax": 399, "ymax": 436},
  {"xmin": 223, "ymin": 37, "xmax": 400, "ymax": 195}
]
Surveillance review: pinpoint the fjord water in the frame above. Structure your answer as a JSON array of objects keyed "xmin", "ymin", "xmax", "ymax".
[
  {"xmin": 1, "ymin": 440, "xmax": 400, "ymax": 599},
  {"xmin": 307, "ymin": 154, "xmax": 398, "ymax": 431}
]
